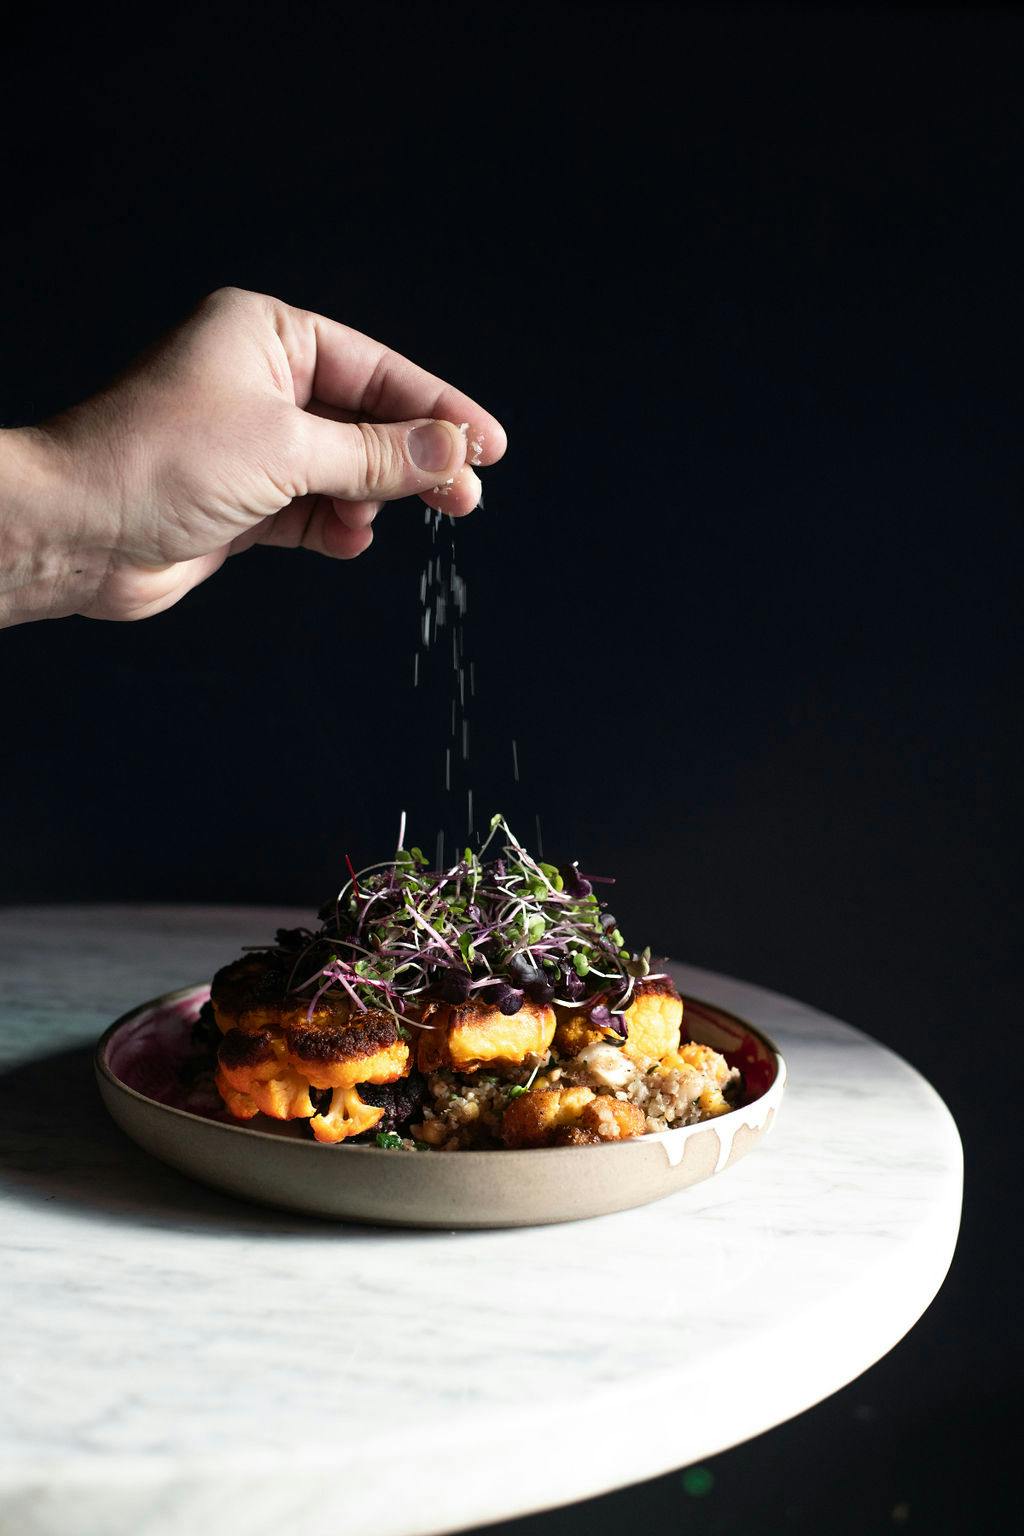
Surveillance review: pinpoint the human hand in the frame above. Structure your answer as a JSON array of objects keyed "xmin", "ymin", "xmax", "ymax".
[{"xmin": 0, "ymin": 287, "xmax": 506, "ymax": 625}]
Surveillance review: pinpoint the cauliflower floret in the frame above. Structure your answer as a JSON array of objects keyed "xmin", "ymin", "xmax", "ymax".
[
  {"xmin": 211, "ymin": 952, "xmax": 351, "ymax": 1036},
  {"xmin": 285, "ymin": 1013, "xmax": 409, "ymax": 1090},
  {"xmin": 216, "ymin": 1064, "xmax": 316, "ymax": 1120},
  {"xmin": 216, "ymin": 1029, "xmax": 317, "ymax": 1120},
  {"xmin": 554, "ymin": 1126, "xmax": 603, "ymax": 1146},
  {"xmin": 310, "ymin": 1085, "xmax": 385, "ymax": 1143},
  {"xmin": 500, "ymin": 1085, "xmax": 596, "ymax": 1148},
  {"xmin": 657, "ymin": 1041, "xmax": 735, "ymax": 1117},
  {"xmin": 576, "ymin": 1097, "xmax": 646, "ymax": 1141},
  {"xmin": 551, "ymin": 1010, "xmax": 603, "ymax": 1058},
  {"xmin": 418, "ymin": 1000, "xmax": 556, "ymax": 1074},
  {"xmin": 554, "ymin": 980, "xmax": 683, "ymax": 1065},
  {"xmin": 215, "ymin": 1078, "xmax": 260, "ymax": 1120},
  {"xmin": 213, "ymin": 1014, "xmax": 408, "ymax": 1130},
  {"xmin": 621, "ymin": 985, "xmax": 682, "ymax": 1065}
]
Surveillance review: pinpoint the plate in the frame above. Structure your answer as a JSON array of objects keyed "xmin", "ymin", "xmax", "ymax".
[{"xmin": 95, "ymin": 982, "xmax": 786, "ymax": 1227}]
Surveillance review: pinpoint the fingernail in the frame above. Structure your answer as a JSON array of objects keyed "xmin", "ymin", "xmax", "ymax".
[{"xmin": 409, "ymin": 421, "xmax": 456, "ymax": 473}]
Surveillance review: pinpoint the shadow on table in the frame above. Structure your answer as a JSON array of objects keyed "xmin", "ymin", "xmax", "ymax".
[{"xmin": 0, "ymin": 1044, "xmax": 420, "ymax": 1240}]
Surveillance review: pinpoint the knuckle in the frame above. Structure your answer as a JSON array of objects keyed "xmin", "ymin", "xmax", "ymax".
[
  {"xmin": 202, "ymin": 285, "xmax": 245, "ymax": 310},
  {"xmin": 201, "ymin": 285, "xmax": 268, "ymax": 314},
  {"xmin": 356, "ymin": 423, "xmax": 398, "ymax": 492}
]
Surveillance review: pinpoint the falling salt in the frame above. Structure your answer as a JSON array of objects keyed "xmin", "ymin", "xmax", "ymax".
[
  {"xmin": 410, "ymin": 451, "xmax": 518, "ymax": 861},
  {"xmin": 535, "ymin": 814, "xmax": 544, "ymax": 858}
]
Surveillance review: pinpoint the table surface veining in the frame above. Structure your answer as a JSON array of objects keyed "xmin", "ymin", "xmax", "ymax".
[{"xmin": 0, "ymin": 906, "xmax": 963, "ymax": 1536}]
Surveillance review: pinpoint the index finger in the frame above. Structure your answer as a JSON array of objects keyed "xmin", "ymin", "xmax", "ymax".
[{"xmin": 276, "ymin": 300, "xmax": 508, "ymax": 467}]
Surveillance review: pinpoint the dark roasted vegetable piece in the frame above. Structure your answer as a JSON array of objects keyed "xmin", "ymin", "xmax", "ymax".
[{"xmin": 357, "ymin": 1073, "xmax": 427, "ymax": 1133}]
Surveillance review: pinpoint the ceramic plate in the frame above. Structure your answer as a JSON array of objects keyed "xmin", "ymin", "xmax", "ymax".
[{"xmin": 95, "ymin": 981, "xmax": 786, "ymax": 1227}]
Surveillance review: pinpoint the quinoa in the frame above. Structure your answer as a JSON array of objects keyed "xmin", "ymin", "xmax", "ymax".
[
  {"xmin": 408, "ymin": 1046, "xmax": 742, "ymax": 1149},
  {"xmin": 410, "ymin": 1056, "xmax": 544, "ymax": 1149},
  {"xmin": 560, "ymin": 1046, "xmax": 742, "ymax": 1133}
]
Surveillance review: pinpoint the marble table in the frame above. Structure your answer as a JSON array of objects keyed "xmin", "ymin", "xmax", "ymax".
[{"xmin": 0, "ymin": 906, "xmax": 963, "ymax": 1536}]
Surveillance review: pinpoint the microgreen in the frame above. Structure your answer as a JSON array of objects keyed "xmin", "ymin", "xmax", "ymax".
[{"xmin": 273, "ymin": 814, "xmax": 663, "ymax": 1034}]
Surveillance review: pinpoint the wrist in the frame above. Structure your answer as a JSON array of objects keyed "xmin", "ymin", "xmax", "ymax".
[{"xmin": 0, "ymin": 424, "xmax": 118, "ymax": 626}]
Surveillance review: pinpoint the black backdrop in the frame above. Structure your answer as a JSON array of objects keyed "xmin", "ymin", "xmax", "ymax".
[{"xmin": 2, "ymin": 3, "xmax": 1020, "ymax": 1531}]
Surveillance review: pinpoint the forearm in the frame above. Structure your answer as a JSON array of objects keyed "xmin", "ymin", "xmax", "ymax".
[{"xmin": 0, "ymin": 426, "xmax": 115, "ymax": 627}]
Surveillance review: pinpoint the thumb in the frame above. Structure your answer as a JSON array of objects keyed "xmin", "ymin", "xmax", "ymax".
[{"xmin": 301, "ymin": 414, "xmax": 467, "ymax": 502}]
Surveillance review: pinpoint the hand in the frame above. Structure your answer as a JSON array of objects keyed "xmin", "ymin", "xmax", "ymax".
[{"xmin": 0, "ymin": 287, "xmax": 506, "ymax": 625}]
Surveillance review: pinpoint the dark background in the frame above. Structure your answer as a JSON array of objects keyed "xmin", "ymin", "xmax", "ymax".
[{"xmin": 2, "ymin": 2, "xmax": 1020, "ymax": 1530}]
